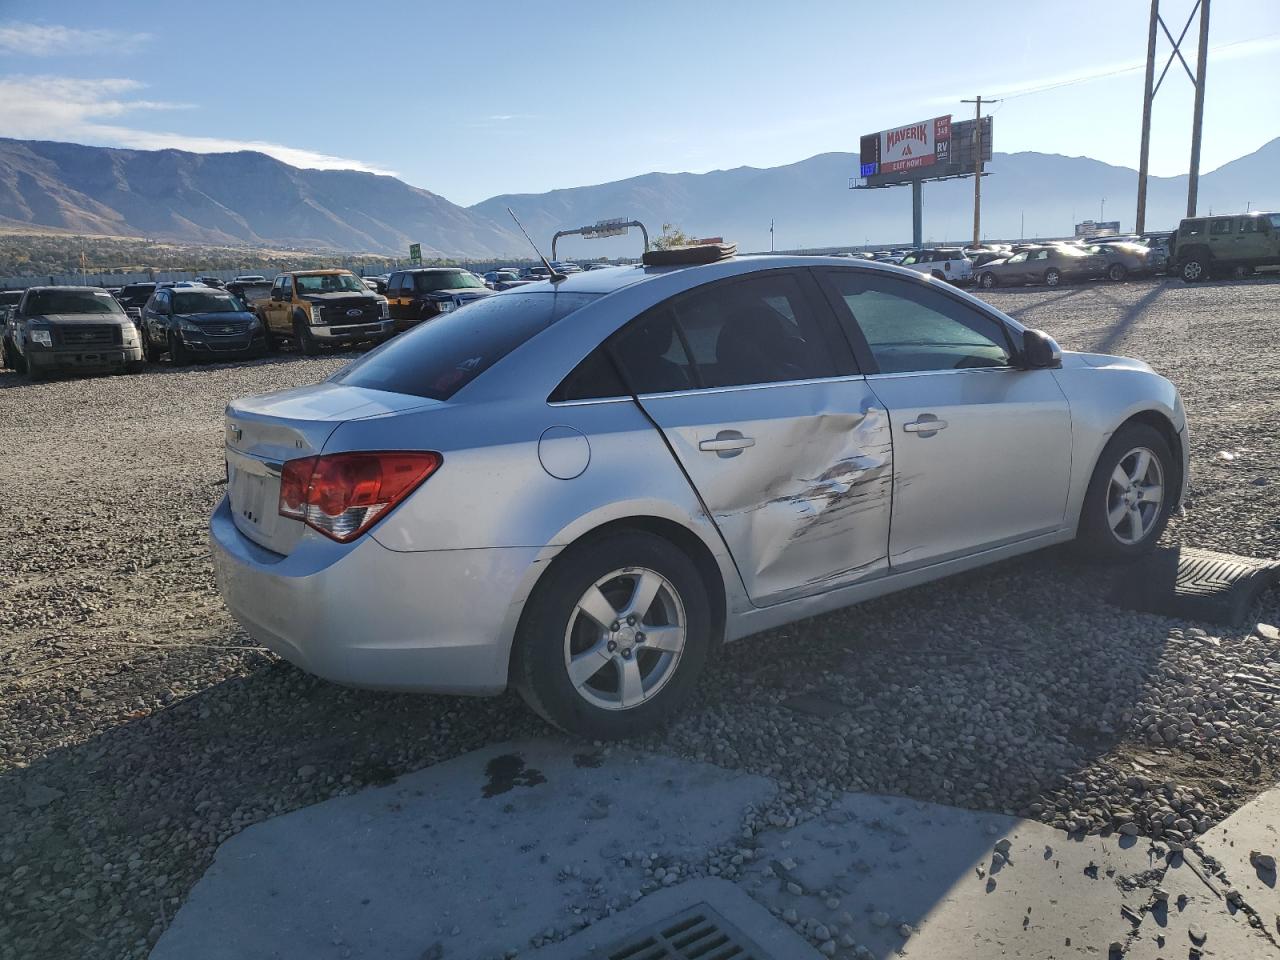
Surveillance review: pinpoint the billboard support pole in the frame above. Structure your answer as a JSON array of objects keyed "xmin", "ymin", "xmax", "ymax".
[
  {"xmin": 911, "ymin": 180, "xmax": 923, "ymax": 248},
  {"xmin": 1186, "ymin": 0, "xmax": 1210, "ymax": 217},
  {"xmin": 1135, "ymin": 0, "xmax": 1159, "ymax": 233}
]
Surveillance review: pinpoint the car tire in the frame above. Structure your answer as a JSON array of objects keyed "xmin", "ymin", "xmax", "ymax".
[
  {"xmin": 1076, "ymin": 422, "xmax": 1176, "ymax": 562},
  {"xmin": 1107, "ymin": 263, "xmax": 1128, "ymax": 282},
  {"xmin": 1181, "ymin": 256, "xmax": 1208, "ymax": 282},
  {"xmin": 979, "ymin": 271, "xmax": 997, "ymax": 289},
  {"xmin": 512, "ymin": 530, "xmax": 713, "ymax": 740},
  {"xmin": 141, "ymin": 331, "xmax": 157, "ymax": 363},
  {"xmin": 294, "ymin": 316, "xmax": 319, "ymax": 356},
  {"xmin": 125, "ymin": 360, "xmax": 145, "ymax": 374},
  {"xmin": 1230, "ymin": 264, "xmax": 1254, "ymax": 279},
  {"xmin": 169, "ymin": 332, "xmax": 190, "ymax": 366},
  {"xmin": 1, "ymin": 337, "xmax": 12, "ymax": 370},
  {"xmin": 1044, "ymin": 268, "xmax": 1061, "ymax": 287},
  {"xmin": 11, "ymin": 345, "xmax": 28, "ymax": 374},
  {"xmin": 25, "ymin": 357, "xmax": 43, "ymax": 382}
]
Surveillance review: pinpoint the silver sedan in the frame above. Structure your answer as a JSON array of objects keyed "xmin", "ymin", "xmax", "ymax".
[{"xmin": 211, "ymin": 255, "xmax": 1189, "ymax": 738}]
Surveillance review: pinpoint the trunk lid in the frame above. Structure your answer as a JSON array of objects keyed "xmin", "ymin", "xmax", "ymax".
[{"xmin": 224, "ymin": 384, "xmax": 439, "ymax": 554}]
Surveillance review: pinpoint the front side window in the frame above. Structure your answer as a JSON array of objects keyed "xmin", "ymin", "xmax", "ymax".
[
  {"xmin": 1210, "ymin": 219, "xmax": 1234, "ymax": 235},
  {"xmin": 294, "ymin": 273, "xmax": 366, "ymax": 294},
  {"xmin": 825, "ymin": 271, "xmax": 1012, "ymax": 374},
  {"xmin": 1239, "ymin": 218, "xmax": 1260, "ymax": 234},
  {"xmin": 23, "ymin": 289, "xmax": 125, "ymax": 316},
  {"xmin": 1007, "ymin": 252, "xmax": 1028, "ymax": 264}
]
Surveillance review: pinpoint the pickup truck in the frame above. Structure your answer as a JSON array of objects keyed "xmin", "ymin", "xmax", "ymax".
[
  {"xmin": 5, "ymin": 286, "xmax": 144, "ymax": 380},
  {"xmin": 257, "ymin": 270, "xmax": 393, "ymax": 355}
]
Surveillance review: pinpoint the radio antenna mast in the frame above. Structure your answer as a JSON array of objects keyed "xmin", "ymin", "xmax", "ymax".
[{"xmin": 507, "ymin": 207, "xmax": 565, "ymax": 282}]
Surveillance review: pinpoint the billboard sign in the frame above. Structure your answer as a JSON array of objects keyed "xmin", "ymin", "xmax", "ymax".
[
  {"xmin": 408, "ymin": 242, "xmax": 422, "ymax": 263},
  {"xmin": 1075, "ymin": 220, "xmax": 1121, "ymax": 238},
  {"xmin": 580, "ymin": 218, "xmax": 631, "ymax": 239},
  {"xmin": 857, "ymin": 115, "xmax": 989, "ymax": 187},
  {"xmin": 860, "ymin": 116, "xmax": 951, "ymax": 178}
]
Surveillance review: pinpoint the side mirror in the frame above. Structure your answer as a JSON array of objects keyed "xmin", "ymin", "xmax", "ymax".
[{"xmin": 1021, "ymin": 328, "xmax": 1062, "ymax": 369}]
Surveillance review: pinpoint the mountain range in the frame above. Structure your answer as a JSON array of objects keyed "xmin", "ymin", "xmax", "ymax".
[{"xmin": 1, "ymin": 135, "xmax": 1276, "ymax": 261}]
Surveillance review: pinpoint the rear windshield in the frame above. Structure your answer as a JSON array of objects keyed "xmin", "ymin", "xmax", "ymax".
[
  {"xmin": 173, "ymin": 291, "xmax": 245, "ymax": 314},
  {"xmin": 24, "ymin": 289, "xmax": 124, "ymax": 316},
  {"xmin": 333, "ymin": 291, "xmax": 597, "ymax": 400}
]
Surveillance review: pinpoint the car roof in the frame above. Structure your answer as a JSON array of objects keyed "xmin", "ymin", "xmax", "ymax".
[
  {"xmin": 26, "ymin": 285, "xmax": 106, "ymax": 293},
  {"xmin": 288, "ymin": 269, "xmax": 353, "ymax": 276},
  {"xmin": 397, "ymin": 267, "xmax": 466, "ymax": 273}
]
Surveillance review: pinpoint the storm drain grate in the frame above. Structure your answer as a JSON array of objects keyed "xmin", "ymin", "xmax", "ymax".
[
  {"xmin": 1109, "ymin": 546, "xmax": 1280, "ymax": 627},
  {"xmin": 595, "ymin": 904, "xmax": 774, "ymax": 960}
]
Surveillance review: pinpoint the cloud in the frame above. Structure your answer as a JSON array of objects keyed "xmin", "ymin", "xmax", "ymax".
[
  {"xmin": 0, "ymin": 22, "xmax": 150, "ymax": 56},
  {"xmin": 0, "ymin": 74, "xmax": 398, "ymax": 175}
]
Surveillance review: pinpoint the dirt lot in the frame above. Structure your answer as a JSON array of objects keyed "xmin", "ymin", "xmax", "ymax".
[{"xmin": 2, "ymin": 276, "xmax": 1278, "ymax": 959}]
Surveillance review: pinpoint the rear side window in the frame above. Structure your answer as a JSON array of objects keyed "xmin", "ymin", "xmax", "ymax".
[
  {"xmin": 1181, "ymin": 220, "xmax": 1205, "ymax": 238},
  {"xmin": 1239, "ymin": 218, "xmax": 1261, "ymax": 234},
  {"xmin": 1210, "ymin": 219, "xmax": 1234, "ymax": 235},
  {"xmin": 334, "ymin": 292, "xmax": 597, "ymax": 400}
]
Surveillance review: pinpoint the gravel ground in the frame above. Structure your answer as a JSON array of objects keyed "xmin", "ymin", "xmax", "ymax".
[{"xmin": 2, "ymin": 276, "xmax": 1278, "ymax": 959}]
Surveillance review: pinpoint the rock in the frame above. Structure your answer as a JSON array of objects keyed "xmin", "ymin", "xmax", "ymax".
[
  {"xmin": 1188, "ymin": 924, "xmax": 1207, "ymax": 945},
  {"xmin": 22, "ymin": 783, "xmax": 64, "ymax": 809},
  {"xmin": 814, "ymin": 924, "xmax": 831, "ymax": 941},
  {"xmin": 786, "ymin": 881, "xmax": 803, "ymax": 896},
  {"xmin": 1153, "ymin": 887, "xmax": 1169, "ymax": 902},
  {"xmin": 994, "ymin": 837, "xmax": 1012, "ymax": 856},
  {"xmin": 1254, "ymin": 623, "xmax": 1279, "ymax": 641},
  {"xmin": 870, "ymin": 911, "xmax": 891, "ymax": 928},
  {"xmin": 819, "ymin": 942, "xmax": 837, "ymax": 957},
  {"xmin": 1249, "ymin": 851, "xmax": 1276, "ymax": 873},
  {"xmin": 297, "ymin": 765, "xmax": 317, "ymax": 780}
]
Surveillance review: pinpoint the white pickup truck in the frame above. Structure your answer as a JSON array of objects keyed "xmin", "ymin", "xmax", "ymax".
[{"xmin": 898, "ymin": 248, "xmax": 974, "ymax": 285}]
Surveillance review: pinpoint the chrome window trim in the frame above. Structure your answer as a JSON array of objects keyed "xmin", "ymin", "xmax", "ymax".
[
  {"xmin": 863, "ymin": 365, "xmax": 1017, "ymax": 381},
  {"xmin": 633, "ymin": 372, "xmax": 871, "ymax": 401},
  {"xmin": 547, "ymin": 395, "xmax": 634, "ymax": 408}
]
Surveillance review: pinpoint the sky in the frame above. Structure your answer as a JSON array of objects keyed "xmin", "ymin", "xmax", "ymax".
[{"xmin": 0, "ymin": 1, "xmax": 1277, "ymax": 206}]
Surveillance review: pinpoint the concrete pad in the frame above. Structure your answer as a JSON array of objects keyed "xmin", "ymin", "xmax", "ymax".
[
  {"xmin": 529, "ymin": 878, "xmax": 824, "ymax": 959},
  {"xmin": 1123, "ymin": 853, "xmax": 1279, "ymax": 959},
  {"xmin": 152, "ymin": 741, "xmax": 773, "ymax": 960},
  {"xmin": 740, "ymin": 792, "xmax": 1158, "ymax": 958},
  {"xmin": 1198, "ymin": 784, "xmax": 1280, "ymax": 938}
]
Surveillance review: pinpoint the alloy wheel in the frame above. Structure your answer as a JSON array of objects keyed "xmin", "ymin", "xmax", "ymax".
[
  {"xmin": 1183, "ymin": 260, "xmax": 1203, "ymax": 281},
  {"xmin": 1045, "ymin": 269, "xmax": 1060, "ymax": 287},
  {"xmin": 562, "ymin": 567, "xmax": 687, "ymax": 711},
  {"xmin": 1106, "ymin": 446, "xmax": 1165, "ymax": 545}
]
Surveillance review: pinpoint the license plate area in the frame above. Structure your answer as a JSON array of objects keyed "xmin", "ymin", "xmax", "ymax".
[{"xmin": 227, "ymin": 451, "xmax": 293, "ymax": 551}]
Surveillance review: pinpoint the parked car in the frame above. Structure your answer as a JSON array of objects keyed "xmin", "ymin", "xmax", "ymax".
[
  {"xmin": 584, "ymin": 262, "xmax": 619, "ymax": 271},
  {"xmin": 255, "ymin": 270, "xmax": 393, "ymax": 355},
  {"xmin": 4, "ymin": 286, "xmax": 143, "ymax": 380},
  {"xmin": 384, "ymin": 267, "xmax": 493, "ymax": 332},
  {"xmin": 974, "ymin": 245, "xmax": 1105, "ymax": 289},
  {"xmin": 211, "ymin": 253, "xmax": 1188, "ymax": 739},
  {"xmin": 225, "ymin": 279, "xmax": 274, "ymax": 308},
  {"xmin": 898, "ymin": 248, "xmax": 974, "ymax": 285},
  {"xmin": 361, "ymin": 276, "xmax": 389, "ymax": 294},
  {"xmin": 0, "ymin": 290, "xmax": 25, "ymax": 369},
  {"xmin": 1084, "ymin": 242, "xmax": 1154, "ymax": 281},
  {"xmin": 197, "ymin": 276, "xmax": 226, "ymax": 289},
  {"xmin": 521, "ymin": 265, "xmax": 553, "ymax": 279},
  {"xmin": 232, "ymin": 275, "xmax": 268, "ymax": 284},
  {"xmin": 1173, "ymin": 212, "xmax": 1280, "ymax": 281},
  {"xmin": 140, "ymin": 285, "xmax": 267, "ymax": 364},
  {"xmin": 116, "ymin": 282, "xmax": 158, "ymax": 325},
  {"xmin": 0, "ymin": 289, "xmax": 22, "ymax": 323}
]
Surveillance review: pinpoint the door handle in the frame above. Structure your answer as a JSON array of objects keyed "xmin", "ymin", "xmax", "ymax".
[
  {"xmin": 903, "ymin": 415, "xmax": 948, "ymax": 435},
  {"xmin": 699, "ymin": 431, "xmax": 756, "ymax": 457}
]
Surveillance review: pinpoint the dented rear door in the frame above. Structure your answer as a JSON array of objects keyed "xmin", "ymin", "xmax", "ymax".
[
  {"xmin": 616, "ymin": 269, "xmax": 892, "ymax": 607},
  {"xmin": 637, "ymin": 381, "xmax": 893, "ymax": 605}
]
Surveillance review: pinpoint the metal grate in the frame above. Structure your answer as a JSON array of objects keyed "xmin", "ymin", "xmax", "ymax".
[
  {"xmin": 57, "ymin": 324, "xmax": 121, "ymax": 347},
  {"xmin": 597, "ymin": 904, "xmax": 772, "ymax": 960}
]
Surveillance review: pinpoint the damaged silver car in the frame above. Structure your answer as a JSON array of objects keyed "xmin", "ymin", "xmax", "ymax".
[{"xmin": 211, "ymin": 253, "xmax": 1189, "ymax": 738}]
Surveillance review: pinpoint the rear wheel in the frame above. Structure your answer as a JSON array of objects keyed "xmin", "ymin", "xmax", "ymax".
[
  {"xmin": 1107, "ymin": 263, "xmax": 1128, "ymax": 282},
  {"xmin": 979, "ymin": 271, "xmax": 997, "ymax": 289},
  {"xmin": 1, "ymin": 336, "xmax": 13, "ymax": 370},
  {"xmin": 1076, "ymin": 422, "xmax": 1175, "ymax": 562},
  {"xmin": 1044, "ymin": 268, "xmax": 1061, "ymax": 287},
  {"xmin": 512, "ymin": 531, "xmax": 712, "ymax": 739}
]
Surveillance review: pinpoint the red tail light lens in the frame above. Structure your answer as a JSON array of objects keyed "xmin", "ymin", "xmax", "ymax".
[{"xmin": 277, "ymin": 451, "xmax": 442, "ymax": 542}]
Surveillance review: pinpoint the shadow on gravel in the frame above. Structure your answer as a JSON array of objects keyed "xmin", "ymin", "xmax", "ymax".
[
  {"xmin": 1094, "ymin": 283, "xmax": 1166, "ymax": 355},
  {"xmin": 999, "ymin": 286, "xmax": 1086, "ymax": 319}
]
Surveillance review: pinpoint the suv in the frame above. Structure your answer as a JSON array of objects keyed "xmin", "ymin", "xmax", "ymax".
[
  {"xmin": 4, "ymin": 286, "xmax": 143, "ymax": 380},
  {"xmin": 257, "ymin": 270, "xmax": 393, "ymax": 355},
  {"xmin": 140, "ymin": 285, "xmax": 266, "ymax": 364},
  {"xmin": 1174, "ymin": 212, "xmax": 1280, "ymax": 281},
  {"xmin": 898, "ymin": 248, "xmax": 974, "ymax": 285},
  {"xmin": 385, "ymin": 268, "xmax": 493, "ymax": 332}
]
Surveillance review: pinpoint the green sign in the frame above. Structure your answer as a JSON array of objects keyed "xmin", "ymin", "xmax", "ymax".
[{"xmin": 409, "ymin": 242, "xmax": 422, "ymax": 263}]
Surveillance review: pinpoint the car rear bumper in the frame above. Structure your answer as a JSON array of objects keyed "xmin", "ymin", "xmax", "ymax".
[
  {"xmin": 209, "ymin": 496, "xmax": 542, "ymax": 695},
  {"xmin": 28, "ymin": 345, "xmax": 142, "ymax": 371}
]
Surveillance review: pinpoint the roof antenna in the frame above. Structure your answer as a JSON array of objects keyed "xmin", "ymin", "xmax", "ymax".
[{"xmin": 507, "ymin": 207, "xmax": 566, "ymax": 282}]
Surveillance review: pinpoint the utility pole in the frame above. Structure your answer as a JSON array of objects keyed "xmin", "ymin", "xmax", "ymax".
[
  {"xmin": 1135, "ymin": 0, "xmax": 1159, "ymax": 232},
  {"xmin": 1135, "ymin": 0, "xmax": 1211, "ymax": 227},
  {"xmin": 1100, "ymin": 197, "xmax": 1106, "ymax": 222},
  {"xmin": 1187, "ymin": 0, "xmax": 1210, "ymax": 216},
  {"xmin": 961, "ymin": 96, "xmax": 998, "ymax": 247},
  {"xmin": 769, "ymin": 219, "xmax": 775, "ymax": 252}
]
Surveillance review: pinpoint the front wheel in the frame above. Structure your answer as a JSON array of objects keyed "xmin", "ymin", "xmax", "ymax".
[
  {"xmin": 1044, "ymin": 268, "xmax": 1061, "ymax": 287},
  {"xmin": 1107, "ymin": 263, "xmax": 1128, "ymax": 282},
  {"xmin": 1181, "ymin": 256, "xmax": 1207, "ymax": 282},
  {"xmin": 512, "ymin": 531, "xmax": 712, "ymax": 739},
  {"xmin": 979, "ymin": 271, "xmax": 997, "ymax": 289},
  {"xmin": 1076, "ymin": 422, "xmax": 1175, "ymax": 562},
  {"xmin": 294, "ymin": 317, "xmax": 319, "ymax": 356},
  {"xmin": 169, "ymin": 332, "xmax": 190, "ymax": 366}
]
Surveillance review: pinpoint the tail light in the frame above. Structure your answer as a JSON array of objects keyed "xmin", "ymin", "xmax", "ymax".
[{"xmin": 278, "ymin": 451, "xmax": 441, "ymax": 543}]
